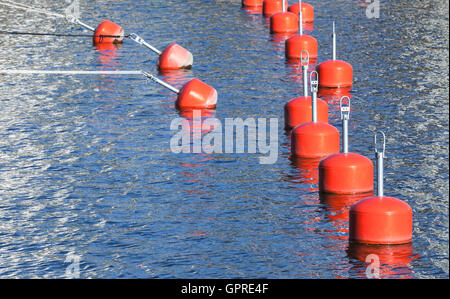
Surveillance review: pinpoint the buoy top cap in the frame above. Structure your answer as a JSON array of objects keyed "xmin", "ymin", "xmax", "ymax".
[
  {"xmin": 320, "ymin": 152, "xmax": 373, "ymax": 168},
  {"xmin": 350, "ymin": 196, "xmax": 412, "ymax": 215},
  {"xmin": 292, "ymin": 121, "xmax": 338, "ymax": 134},
  {"xmin": 317, "ymin": 59, "xmax": 353, "ymax": 70}
]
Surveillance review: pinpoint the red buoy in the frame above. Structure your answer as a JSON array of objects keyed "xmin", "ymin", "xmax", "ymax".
[
  {"xmin": 349, "ymin": 132, "xmax": 413, "ymax": 245},
  {"xmin": 350, "ymin": 196, "xmax": 413, "ymax": 245},
  {"xmin": 285, "ymin": 54, "xmax": 327, "ymax": 129},
  {"xmin": 288, "ymin": 1, "xmax": 314, "ymax": 23},
  {"xmin": 291, "ymin": 122, "xmax": 340, "ymax": 158},
  {"xmin": 176, "ymin": 79, "xmax": 218, "ymax": 110},
  {"xmin": 348, "ymin": 242, "xmax": 417, "ymax": 278},
  {"xmin": 158, "ymin": 43, "xmax": 194, "ymax": 70},
  {"xmin": 263, "ymin": 0, "xmax": 288, "ymax": 17},
  {"xmin": 319, "ymin": 96, "xmax": 374, "ymax": 194},
  {"xmin": 316, "ymin": 22, "xmax": 353, "ymax": 88},
  {"xmin": 316, "ymin": 60, "xmax": 353, "ymax": 88},
  {"xmin": 285, "ymin": 34, "xmax": 318, "ymax": 61},
  {"xmin": 242, "ymin": 0, "xmax": 263, "ymax": 7},
  {"xmin": 320, "ymin": 153, "xmax": 373, "ymax": 194},
  {"xmin": 270, "ymin": 11, "xmax": 299, "ymax": 34},
  {"xmin": 93, "ymin": 20, "xmax": 124, "ymax": 44}
]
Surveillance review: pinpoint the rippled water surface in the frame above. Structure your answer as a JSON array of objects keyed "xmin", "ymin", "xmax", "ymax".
[{"xmin": 0, "ymin": 0, "xmax": 448, "ymax": 278}]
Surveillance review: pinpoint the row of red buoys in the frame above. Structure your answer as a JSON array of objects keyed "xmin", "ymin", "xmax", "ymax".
[
  {"xmin": 91, "ymin": 19, "xmax": 216, "ymax": 111},
  {"xmin": 242, "ymin": 0, "xmax": 413, "ymax": 246}
]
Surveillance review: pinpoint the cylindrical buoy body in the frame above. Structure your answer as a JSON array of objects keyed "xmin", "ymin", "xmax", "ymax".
[
  {"xmin": 263, "ymin": 0, "xmax": 288, "ymax": 17},
  {"xmin": 288, "ymin": 2, "xmax": 314, "ymax": 23},
  {"xmin": 242, "ymin": 0, "xmax": 263, "ymax": 7},
  {"xmin": 285, "ymin": 34, "xmax": 318, "ymax": 60},
  {"xmin": 316, "ymin": 60, "xmax": 353, "ymax": 88},
  {"xmin": 270, "ymin": 11, "xmax": 299, "ymax": 34},
  {"xmin": 284, "ymin": 96, "xmax": 328, "ymax": 129},
  {"xmin": 158, "ymin": 43, "xmax": 193, "ymax": 70},
  {"xmin": 176, "ymin": 79, "xmax": 218, "ymax": 110},
  {"xmin": 349, "ymin": 196, "xmax": 413, "ymax": 245},
  {"xmin": 319, "ymin": 153, "xmax": 374, "ymax": 194},
  {"xmin": 291, "ymin": 122, "xmax": 340, "ymax": 158},
  {"xmin": 93, "ymin": 20, "xmax": 124, "ymax": 44}
]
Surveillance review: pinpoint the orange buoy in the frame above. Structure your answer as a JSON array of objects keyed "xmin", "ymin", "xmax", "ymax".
[
  {"xmin": 270, "ymin": 11, "xmax": 299, "ymax": 34},
  {"xmin": 284, "ymin": 96, "xmax": 328, "ymax": 129},
  {"xmin": 263, "ymin": 0, "xmax": 288, "ymax": 17},
  {"xmin": 93, "ymin": 20, "xmax": 124, "ymax": 44},
  {"xmin": 290, "ymin": 69, "xmax": 339, "ymax": 158},
  {"xmin": 142, "ymin": 72, "xmax": 216, "ymax": 111},
  {"xmin": 320, "ymin": 153, "xmax": 373, "ymax": 194},
  {"xmin": 285, "ymin": 54, "xmax": 327, "ymax": 129},
  {"xmin": 176, "ymin": 78, "xmax": 218, "ymax": 110},
  {"xmin": 319, "ymin": 96, "xmax": 374, "ymax": 194},
  {"xmin": 349, "ymin": 132, "xmax": 413, "ymax": 245},
  {"xmin": 285, "ymin": 0, "xmax": 318, "ymax": 61},
  {"xmin": 288, "ymin": 1, "xmax": 314, "ymax": 23},
  {"xmin": 291, "ymin": 156, "xmax": 322, "ymax": 189},
  {"xmin": 157, "ymin": 43, "xmax": 194, "ymax": 70},
  {"xmin": 316, "ymin": 22, "xmax": 353, "ymax": 88},
  {"xmin": 242, "ymin": 0, "xmax": 263, "ymax": 7},
  {"xmin": 291, "ymin": 121, "xmax": 340, "ymax": 158}
]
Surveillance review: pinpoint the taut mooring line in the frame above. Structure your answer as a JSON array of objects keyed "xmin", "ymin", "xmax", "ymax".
[{"xmin": 0, "ymin": 69, "xmax": 180, "ymax": 94}]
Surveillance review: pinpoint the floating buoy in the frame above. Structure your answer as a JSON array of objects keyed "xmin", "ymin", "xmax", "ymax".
[
  {"xmin": 319, "ymin": 96, "xmax": 374, "ymax": 194},
  {"xmin": 316, "ymin": 22, "xmax": 353, "ymax": 88},
  {"xmin": 349, "ymin": 132, "xmax": 413, "ymax": 245},
  {"xmin": 288, "ymin": 1, "xmax": 314, "ymax": 23},
  {"xmin": 285, "ymin": 53, "xmax": 328, "ymax": 129},
  {"xmin": 93, "ymin": 20, "xmax": 124, "ymax": 44},
  {"xmin": 270, "ymin": 2, "xmax": 299, "ymax": 34},
  {"xmin": 285, "ymin": 0, "xmax": 318, "ymax": 61},
  {"xmin": 242, "ymin": 0, "xmax": 263, "ymax": 7},
  {"xmin": 158, "ymin": 43, "xmax": 194, "ymax": 70},
  {"xmin": 321, "ymin": 193, "xmax": 371, "ymax": 224},
  {"xmin": 291, "ymin": 68, "xmax": 339, "ymax": 158},
  {"xmin": 263, "ymin": 0, "xmax": 288, "ymax": 17},
  {"xmin": 176, "ymin": 78, "xmax": 218, "ymax": 110}
]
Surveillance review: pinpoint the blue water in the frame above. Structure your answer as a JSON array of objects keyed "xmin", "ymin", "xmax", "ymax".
[{"xmin": 0, "ymin": 0, "xmax": 448, "ymax": 278}]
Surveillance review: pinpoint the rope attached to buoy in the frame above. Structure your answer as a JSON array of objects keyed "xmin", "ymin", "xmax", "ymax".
[
  {"xmin": 0, "ymin": 30, "xmax": 129, "ymax": 39},
  {"xmin": 0, "ymin": 69, "xmax": 180, "ymax": 93}
]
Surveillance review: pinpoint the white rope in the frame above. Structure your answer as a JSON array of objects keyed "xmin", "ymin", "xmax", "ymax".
[
  {"xmin": 0, "ymin": 0, "xmax": 65, "ymax": 18},
  {"xmin": 0, "ymin": 69, "xmax": 143, "ymax": 75},
  {"xmin": 0, "ymin": 69, "xmax": 181, "ymax": 94}
]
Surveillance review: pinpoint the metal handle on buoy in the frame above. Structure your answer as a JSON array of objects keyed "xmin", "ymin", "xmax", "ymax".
[
  {"xmin": 332, "ymin": 21, "xmax": 336, "ymax": 60},
  {"xmin": 340, "ymin": 96, "xmax": 351, "ymax": 153},
  {"xmin": 142, "ymin": 71, "xmax": 180, "ymax": 94},
  {"xmin": 129, "ymin": 33, "xmax": 162, "ymax": 55},
  {"xmin": 374, "ymin": 131, "xmax": 386, "ymax": 197},
  {"xmin": 310, "ymin": 71, "xmax": 319, "ymax": 122},
  {"xmin": 300, "ymin": 49, "xmax": 310, "ymax": 97}
]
